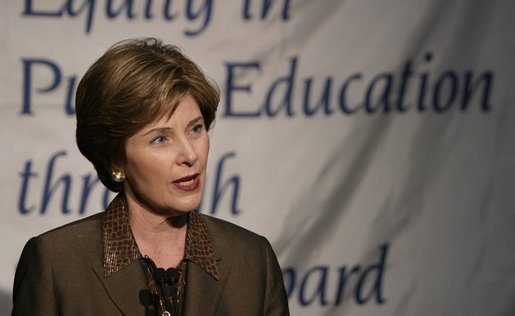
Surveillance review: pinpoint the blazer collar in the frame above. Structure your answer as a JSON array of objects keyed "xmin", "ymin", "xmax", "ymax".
[
  {"xmin": 185, "ymin": 210, "xmax": 219, "ymax": 280},
  {"xmin": 98, "ymin": 195, "xmax": 225, "ymax": 314},
  {"xmin": 92, "ymin": 260, "xmax": 149, "ymax": 315},
  {"xmin": 183, "ymin": 255, "xmax": 229, "ymax": 315},
  {"xmin": 102, "ymin": 194, "xmax": 219, "ymax": 280},
  {"xmin": 183, "ymin": 215, "xmax": 231, "ymax": 315},
  {"xmin": 102, "ymin": 195, "xmax": 141, "ymax": 278}
]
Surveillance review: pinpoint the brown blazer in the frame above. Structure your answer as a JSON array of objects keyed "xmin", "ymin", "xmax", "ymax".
[{"xmin": 12, "ymin": 212, "xmax": 289, "ymax": 315}]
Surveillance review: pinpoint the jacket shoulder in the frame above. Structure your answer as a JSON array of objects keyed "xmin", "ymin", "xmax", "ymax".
[
  {"xmin": 199, "ymin": 213, "xmax": 264, "ymax": 244},
  {"xmin": 198, "ymin": 213, "xmax": 274, "ymax": 263},
  {"xmin": 38, "ymin": 212, "xmax": 104, "ymax": 240},
  {"xmin": 26, "ymin": 212, "xmax": 105, "ymax": 258},
  {"xmin": 196, "ymin": 214, "xmax": 290, "ymax": 315}
]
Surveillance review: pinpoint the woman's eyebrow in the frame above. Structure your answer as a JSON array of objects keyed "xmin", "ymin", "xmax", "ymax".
[
  {"xmin": 142, "ymin": 116, "xmax": 203, "ymax": 136},
  {"xmin": 187, "ymin": 116, "xmax": 204, "ymax": 127},
  {"xmin": 143, "ymin": 126, "xmax": 173, "ymax": 136}
]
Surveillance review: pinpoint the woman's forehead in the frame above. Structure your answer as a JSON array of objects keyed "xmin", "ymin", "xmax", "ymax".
[{"xmin": 146, "ymin": 95, "xmax": 201, "ymax": 128}]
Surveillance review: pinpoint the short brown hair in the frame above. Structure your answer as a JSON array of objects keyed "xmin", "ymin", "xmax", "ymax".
[{"xmin": 75, "ymin": 38, "xmax": 219, "ymax": 192}]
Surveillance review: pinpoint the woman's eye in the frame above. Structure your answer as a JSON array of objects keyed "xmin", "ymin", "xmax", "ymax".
[
  {"xmin": 192, "ymin": 124, "xmax": 204, "ymax": 134},
  {"xmin": 151, "ymin": 136, "xmax": 167, "ymax": 144}
]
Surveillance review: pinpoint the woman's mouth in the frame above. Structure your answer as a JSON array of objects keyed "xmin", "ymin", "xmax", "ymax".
[{"xmin": 172, "ymin": 173, "xmax": 200, "ymax": 192}]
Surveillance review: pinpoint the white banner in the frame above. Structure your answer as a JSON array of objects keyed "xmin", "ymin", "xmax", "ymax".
[{"xmin": 1, "ymin": 1, "xmax": 514, "ymax": 315}]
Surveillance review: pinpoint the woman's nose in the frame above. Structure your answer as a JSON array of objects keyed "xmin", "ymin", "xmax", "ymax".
[{"xmin": 176, "ymin": 137, "xmax": 198, "ymax": 166}]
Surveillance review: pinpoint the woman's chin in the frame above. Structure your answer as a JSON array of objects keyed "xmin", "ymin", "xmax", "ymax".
[{"xmin": 170, "ymin": 196, "xmax": 202, "ymax": 214}]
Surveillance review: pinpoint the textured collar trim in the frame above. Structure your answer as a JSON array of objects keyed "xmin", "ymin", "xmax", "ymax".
[
  {"xmin": 102, "ymin": 194, "xmax": 218, "ymax": 280},
  {"xmin": 103, "ymin": 195, "xmax": 141, "ymax": 278},
  {"xmin": 185, "ymin": 210, "xmax": 219, "ymax": 280}
]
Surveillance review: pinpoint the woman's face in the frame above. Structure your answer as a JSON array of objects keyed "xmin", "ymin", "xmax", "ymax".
[{"xmin": 123, "ymin": 94, "xmax": 209, "ymax": 216}]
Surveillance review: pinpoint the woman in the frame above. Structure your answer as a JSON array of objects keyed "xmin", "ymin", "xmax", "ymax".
[{"xmin": 12, "ymin": 38, "xmax": 289, "ymax": 316}]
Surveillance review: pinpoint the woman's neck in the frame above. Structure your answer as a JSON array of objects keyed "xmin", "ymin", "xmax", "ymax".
[{"xmin": 125, "ymin": 195, "xmax": 188, "ymax": 268}]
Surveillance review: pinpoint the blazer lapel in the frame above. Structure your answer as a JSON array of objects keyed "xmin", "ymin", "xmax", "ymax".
[
  {"xmin": 92, "ymin": 261, "xmax": 149, "ymax": 315},
  {"xmin": 183, "ymin": 257, "xmax": 230, "ymax": 316}
]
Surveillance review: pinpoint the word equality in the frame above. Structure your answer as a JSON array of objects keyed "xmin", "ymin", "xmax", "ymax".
[
  {"xmin": 20, "ymin": 52, "xmax": 493, "ymax": 119},
  {"xmin": 18, "ymin": 150, "xmax": 242, "ymax": 216},
  {"xmin": 22, "ymin": 0, "xmax": 292, "ymax": 35}
]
